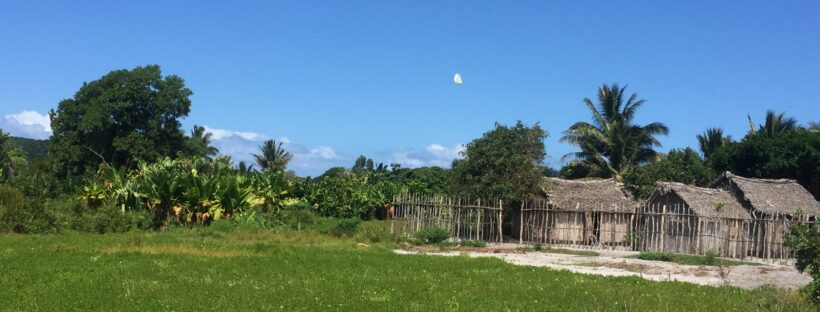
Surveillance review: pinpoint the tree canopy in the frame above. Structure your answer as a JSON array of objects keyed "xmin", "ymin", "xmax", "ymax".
[
  {"xmin": 696, "ymin": 128, "xmax": 731, "ymax": 160},
  {"xmin": 49, "ymin": 65, "xmax": 192, "ymax": 175},
  {"xmin": 711, "ymin": 128, "xmax": 820, "ymax": 199},
  {"xmin": 623, "ymin": 147, "xmax": 715, "ymax": 199},
  {"xmin": 182, "ymin": 125, "xmax": 219, "ymax": 158},
  {"xmin": 560, "ymin": 84, "xmax": 668, "ymax": 181},
  {"xmin": 450, "ymin": 121, "xmax": 547, "ymax": 201},
  {"xmin": 253, "ymin": 139, "xmax": 293, "ymax": 173}
]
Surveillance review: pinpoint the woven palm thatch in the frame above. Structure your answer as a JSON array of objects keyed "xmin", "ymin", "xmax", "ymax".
[
  {"xmin": 713, "ymin": 171, "xmax": 820, "ymax": 217},
  {"xmin": 653, "ymin": 182, "xmax": 751, "ymax": 219},
  {"xmin": 540, "ymin": 178, "xmax": 638, "ymax": 212}
]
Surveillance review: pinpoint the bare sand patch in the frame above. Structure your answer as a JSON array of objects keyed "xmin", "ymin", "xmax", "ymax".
[{"xmin": 395, "ymin": 246, "xmax": 811, "ymax": 289}]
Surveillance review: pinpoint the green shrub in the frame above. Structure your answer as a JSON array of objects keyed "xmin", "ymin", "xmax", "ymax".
[
  {"xmin": 636, "ymin": 251, "xmax": 675, "ymax": 262},
  {"xmin": 414, "ymin": 227, "xmax": 450, "ymax": 244},
  {"xmin": 355, "ymin": 221, "xmax": 397, "ymax": 243},
  {"xmin": 0, "ymin": 185, "xmax": 55, "ymax": 233},
  {"xmin": 784, "ymin": 223, "xmax": 820, "ymax": 304},
  {"xmin": 73, "ymin": 204, "xmax": 152, "ymax": 233},
  {"xmin": 317, "ymin": 218, "xmax": 361, "ymax": 237},
  {"xmin": 43, "ymin": 198, "xmax": 151, "ymax": 234}
]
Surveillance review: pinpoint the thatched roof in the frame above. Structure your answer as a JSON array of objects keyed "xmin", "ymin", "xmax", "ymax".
[
  {"xmin": 653, "ymin": 182, "xmax": 751, "ymax": 219},
  {"xmin": 540, "ymin": 178, "xmax": 637, "ymax": 212},
  {"xmin": 713, "ymin": 172, "xmax": 820, "ymax": 217}
]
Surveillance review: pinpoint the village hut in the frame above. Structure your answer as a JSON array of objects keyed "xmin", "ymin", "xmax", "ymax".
[
  {"xmin": 644, "ymin": 182, "xmax": 752, "ymax": 257},
  {"xmin": 712, "ymin": 171, "xmax": 820, "ymax": 218},
  {"xmin": 712, "ymin": 171, "xmax": 820, "ymax": 258},
  {"xmin": 521, "ymin": 178, "xmax": 638, "ymax": 246}
]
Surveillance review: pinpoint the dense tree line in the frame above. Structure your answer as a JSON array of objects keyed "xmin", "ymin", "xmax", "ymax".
[{"xmin": 1, "ymin": 66, "xmax": 818, "ymax": 234}]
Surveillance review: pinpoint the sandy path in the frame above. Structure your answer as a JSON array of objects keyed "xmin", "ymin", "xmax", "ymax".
[{"xmin": 394, "ymin": 246, "xmax": 811, "ymax": 289}]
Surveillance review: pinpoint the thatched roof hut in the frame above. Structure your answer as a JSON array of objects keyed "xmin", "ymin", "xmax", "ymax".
[
  {"xmin": 540, "ymin": 178, "xmax": 638, "ymax": 212},
  {"xmin": 712, "ymin": 172, "xmax": 820, "ymax": 217},
  {"xmin": 651, "ymin": 182, "xmax": 751, "ymax": 219}
]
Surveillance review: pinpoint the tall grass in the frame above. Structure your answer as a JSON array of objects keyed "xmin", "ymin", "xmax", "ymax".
[{"xmin": 0, "ymin": 227, "xmax": 811, "ymax": 311}]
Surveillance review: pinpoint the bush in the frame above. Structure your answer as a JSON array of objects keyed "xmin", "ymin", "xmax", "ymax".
[
  {"xmin": 636, "ymin": 251, "xmax": 675, "ymax": 262},
  {"xmin": 0, "ymin": 185, "xmax": 55, "ymax": 233},
  {"xmin": 784, "ymin": 223, "xmax": 820, "ymax": 304},
  {"xmin": 317, "ymin": 218, "xmax": 361, "ymax": 237},
  {"xmin": 42, "ymin": 198, "xmax": 152, "ymax": 234},
  {"xmin": 414, "ymin": 227, "xmax": 450, "ymax": 244},
  {"xmin": 355, "ymin": 221, "xmax": 398, "ymax": 243},
  {"xmin": 72, "ymin": 204, "xmax": 153, "ymax": 233}
]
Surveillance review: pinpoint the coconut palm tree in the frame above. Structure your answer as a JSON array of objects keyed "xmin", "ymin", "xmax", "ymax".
[
  {"xmin": 696, "ymin": 128, "xmax": 731, "ymax": 160},
  {"xmin": 237, "ymin": 160, "xmax": 254, "ymax": 174},
  {"xmin": 749, "ymin": 110, "xmax": 798, "ymax": 137},
  {"xmin": 810, "ymin": 121, "xmax": 820, "ymax": 133},
  {"xmin": 187, "ymin": 125, "xmax": 219, "ymax": 158},
  {"xmin": 253, "ymin": 139, "xmax": 293, "ymax": 173},
  {"xmin": 560, "ymin": 84, "xmax": 668, "ymax": 181}
]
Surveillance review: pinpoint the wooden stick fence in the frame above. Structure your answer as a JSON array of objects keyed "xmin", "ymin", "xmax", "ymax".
[
  {"xmin": 518, "ymin": 200, "xmax": 814, "ymax": 260},
  {"xmin": 391, "ymin": 193, "xmax": 503, "ymax": 243},
  {"xmin": 392, "ymin": 193, "xmax": 815, "ymax": 260}
]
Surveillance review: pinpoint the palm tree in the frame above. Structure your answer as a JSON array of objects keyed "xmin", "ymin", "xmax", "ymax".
[
  {"xmin": 696, "ymin": 128, "xmax": 730, "ymax": 160},
  {"xmin": 749, "ymin": 110, "xmax": 798, "ymax": 137},
  {"xmin": 188, "ymin": 126, "xmax": 219, "ymax": 157},
  {"xmin": 560, "ymin": 84, "xmax": 668, "ymax": 181},
  {"xmin": 237, "ymin": 160, "xmax": 254, "ymax": 174},
  {"xmin": 810, "ymin": 121, "xmax": 820, "ymax": 133},
  {"xmin": 253, "ymin": 139, "xmax": 293, "ymax": 173}
]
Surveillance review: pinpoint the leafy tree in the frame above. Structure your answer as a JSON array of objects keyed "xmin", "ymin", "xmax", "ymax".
[
  {"xmin": 560, "ymin": 84, "xmax": 668, "ymax": 181},
  {"xmin": 183, "ymin": 125, "xmax": 219, "ymax": 158},
  {"xmin": 557, "ymin": 162, "xmax": 592, "ymax": 180},
  {"xmin": 49, "ymin": 65, "xmax": 192, "ymax": 175},
  {"xmin": 0, "ymin": 130, "xmax": 9, "ymax": 173},
  {"xmin": 352, "ymin": 155, "xmax": 387, "ymax": 174},
  {"xmin": 696, "ymin": 128, "xmax": 731, "ymax": 160},
  {"xmin": 253, "ymin": 139, "xmax": 293, "ymax": 173},
  {"xmin": 784, "ymin": 222, "xmax": 820, "ymax": 303},
  {"xmin": 387, "ymin": 166, "xmax": 449, "ymax": 195},
  {"xmin": 623, "ymin": 148, "xmax": 715, "ymax": 199},
  {"xmin": 0, "ymin": 130, "xmax": 29, "ymax": 180},
  {"xmin": 450, "ymin": 121, "xmax": 547, "ymax": 201},
  {"xmin": 9, "ymin": 136, "xmax": 48, "ymax": 160},
  {"xmin": 711, "ymin": 129, "xmax": 820, "ymax": 199},
  {"xmin": 302, "ymin": 170, "xmax": 388, "ymax": 219}
]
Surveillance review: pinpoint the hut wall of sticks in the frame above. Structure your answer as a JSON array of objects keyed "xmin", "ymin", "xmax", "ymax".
[
  {"xmin": 392, "ymin": 178, "xmax": 819, "ymax": 260},
  {"xmin": 391, "ymin": 193, "xmax": 503, "ymax": 243}
]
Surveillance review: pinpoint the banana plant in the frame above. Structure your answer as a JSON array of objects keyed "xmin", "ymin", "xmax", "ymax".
[
  {"xmin": 79, "ymin": 179, "xmax": 106, "ymax": 210},
  {"xmin": 136, "ymin": 158, "xmax": 186, "ymax": 225}
]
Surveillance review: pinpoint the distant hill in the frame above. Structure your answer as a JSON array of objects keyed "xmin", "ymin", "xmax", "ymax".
[{"xmin": 10, "ymin": 136, "xmax": 49, "ymax": 160}]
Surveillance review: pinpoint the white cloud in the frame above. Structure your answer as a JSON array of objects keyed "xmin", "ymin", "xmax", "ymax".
[
  {"xmin": 201, "ymin": 125, "xmax": 344, "ymax": 176},
  {"xmin": 1, "ymin": 110, "xmax": 52, "ymax": 139},
  {"xmin": 387, "ymin": 143, "xmax": 464, "ymax": 168},
  {"xmin": 306, "ymin": 146, "xmax": 337, "ymax": 160},
  {"xmin": 202, "ymin": 125, "xmax": 264, "ymax": 141}
]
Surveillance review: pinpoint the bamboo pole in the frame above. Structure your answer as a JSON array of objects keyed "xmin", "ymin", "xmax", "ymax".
[{"xmin": 498, "ymin": 199, "xmax": 503, "ymax": 243}]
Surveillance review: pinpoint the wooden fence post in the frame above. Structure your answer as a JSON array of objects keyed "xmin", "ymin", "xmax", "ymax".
[
  {"xmin": 659, "ymin": 205, "xmax": 666, "ymax": 252},
  {"xmin": 498, "ymin": 200, "xmax": 503, "ymax": 243},
  {"xmin": 519, "ymin": 200, "xmax": 525, "ymax": 245}
]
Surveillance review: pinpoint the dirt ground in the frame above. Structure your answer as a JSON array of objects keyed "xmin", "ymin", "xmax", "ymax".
[{"xmin": 394, "ymin": 244, "xmax": 811, "ymax": 289}]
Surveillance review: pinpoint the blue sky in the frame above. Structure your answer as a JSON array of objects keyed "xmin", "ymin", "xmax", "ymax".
[{"xmin": 1, "ymin": 1, "xmax": 818, "ymax": 176}]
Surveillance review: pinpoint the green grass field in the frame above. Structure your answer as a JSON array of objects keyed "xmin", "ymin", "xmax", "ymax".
[{"xmin": 0, "ymin": 227, "xmax": 813, "ymax": 311}]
